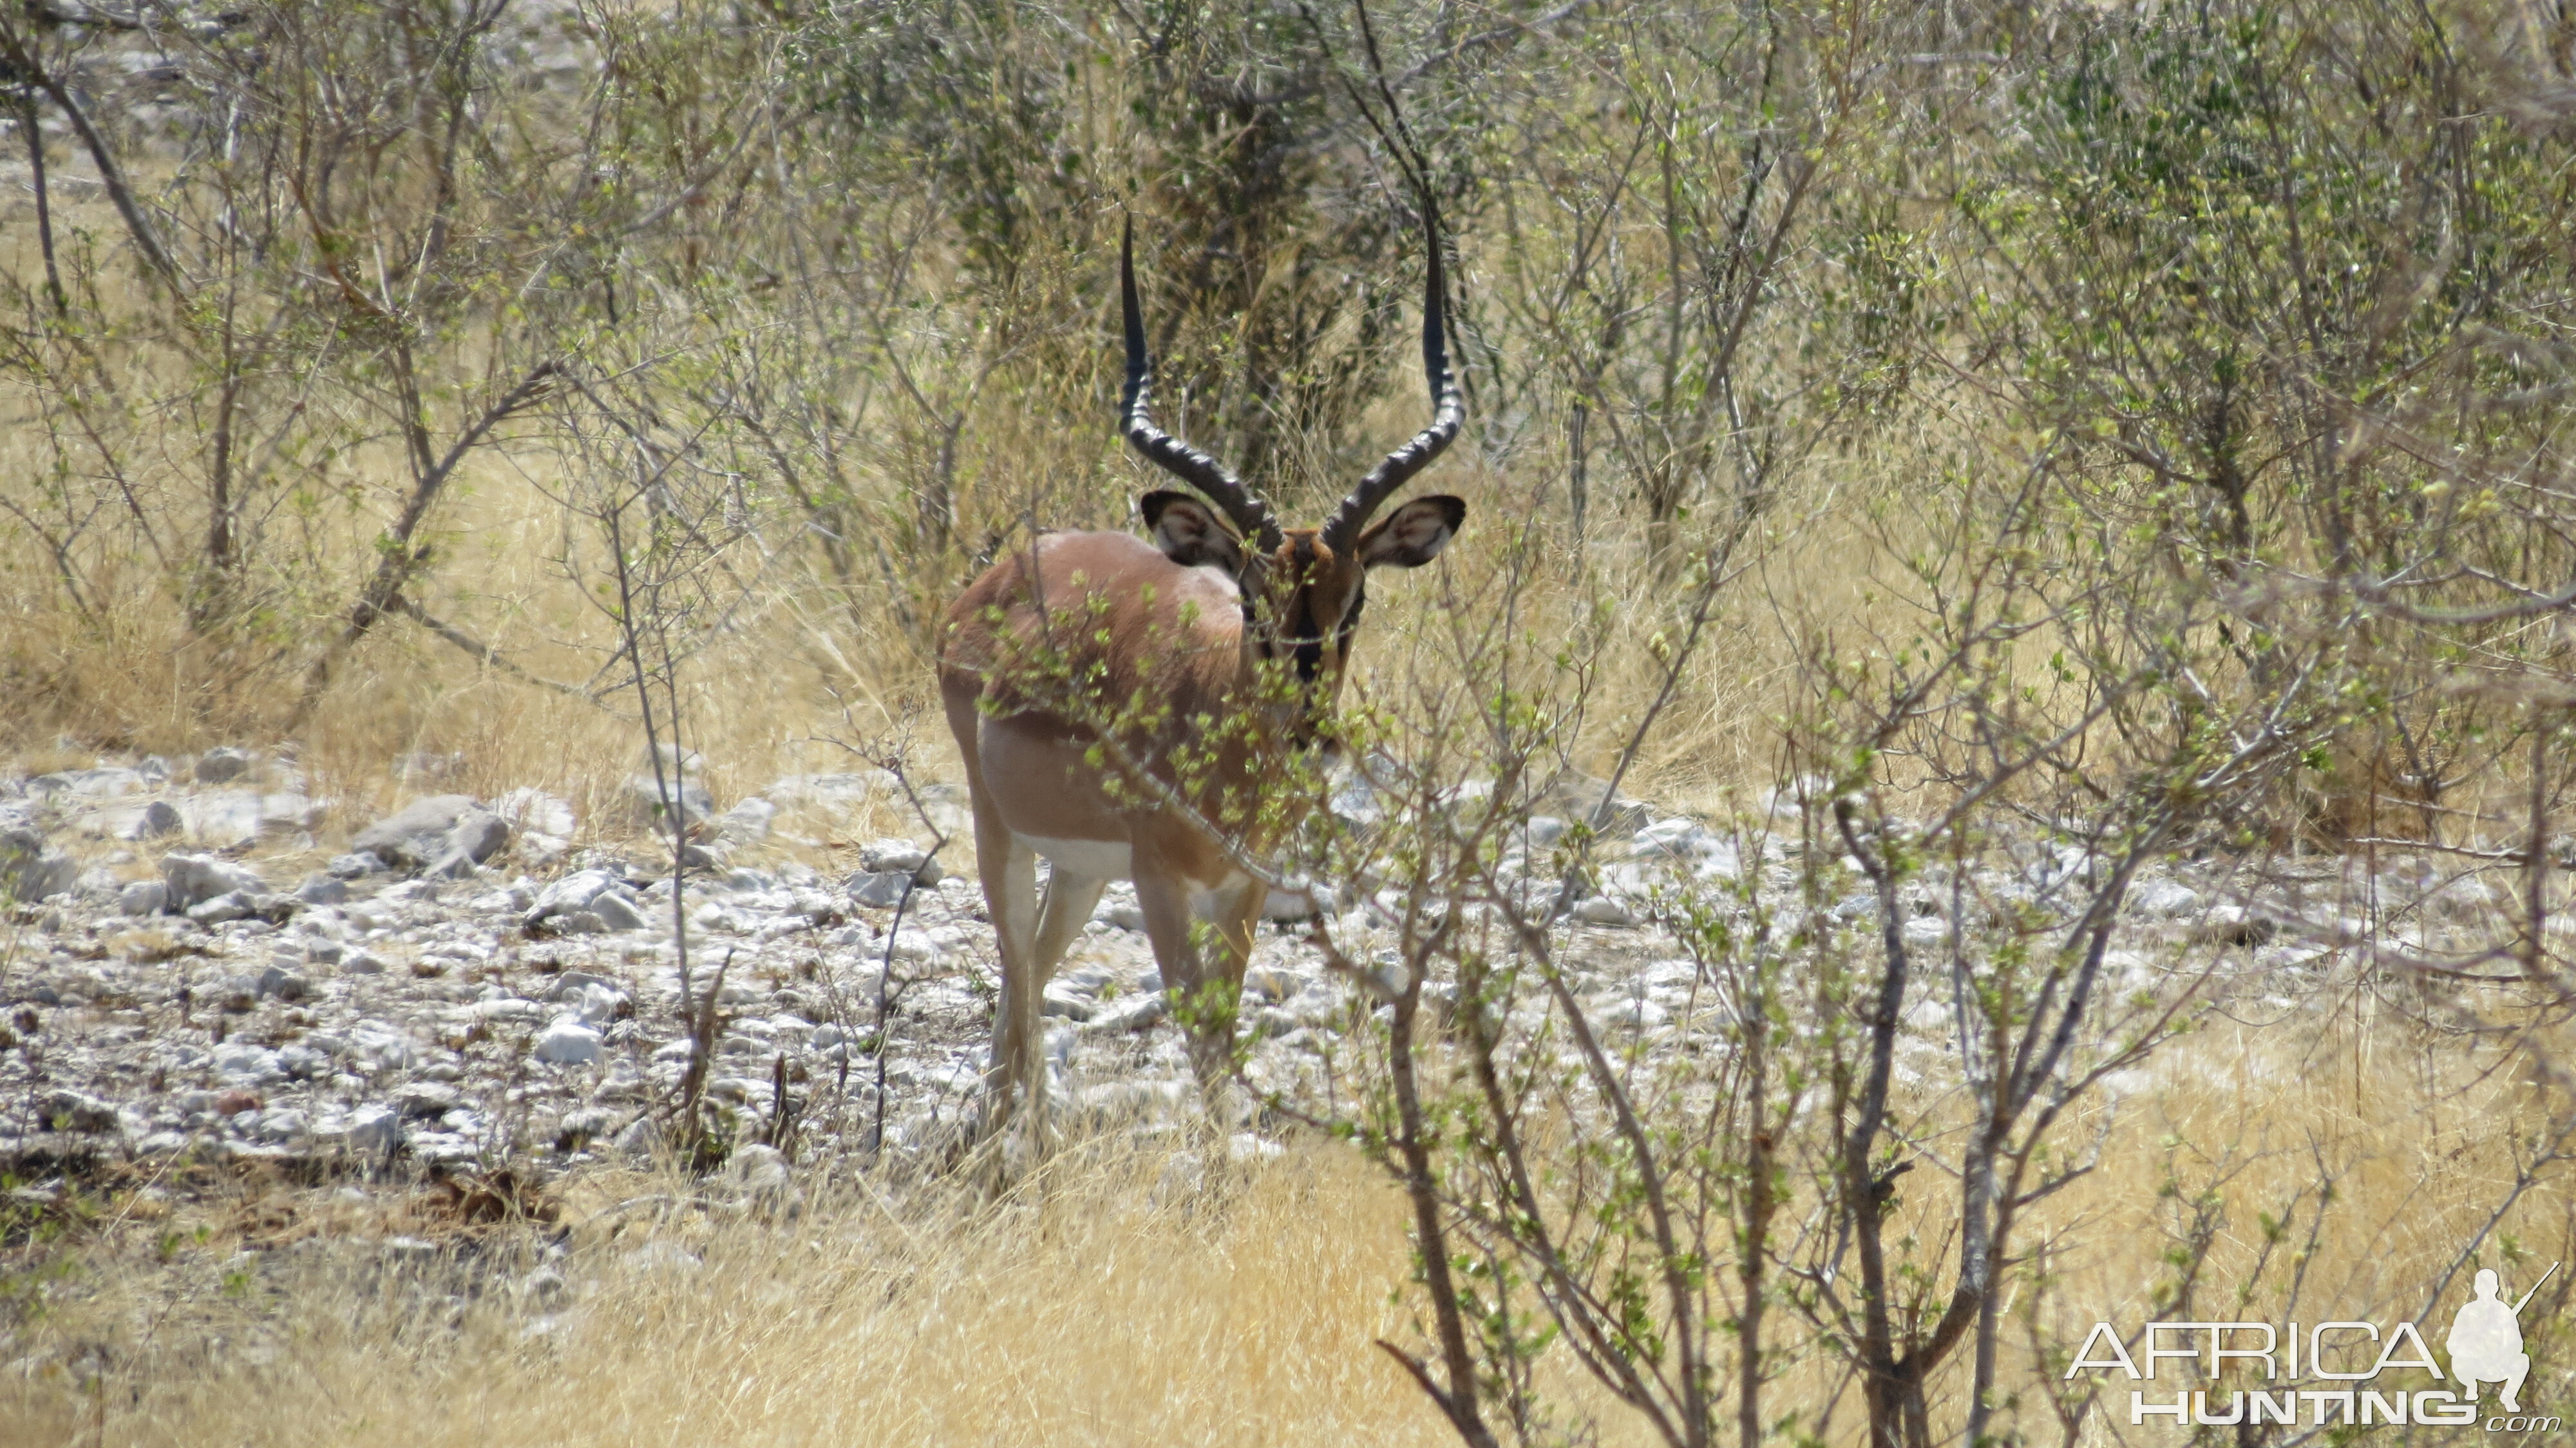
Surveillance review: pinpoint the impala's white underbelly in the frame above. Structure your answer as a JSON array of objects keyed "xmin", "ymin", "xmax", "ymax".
[{"xmin": 1018, "ymin": 833, "xmax": 1133, "ymax": 881}]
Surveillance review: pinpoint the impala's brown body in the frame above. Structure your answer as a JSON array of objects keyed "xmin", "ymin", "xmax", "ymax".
[{"xmin": 938, "ymin": 213, "xmax": 1466, "ymax": 1136}]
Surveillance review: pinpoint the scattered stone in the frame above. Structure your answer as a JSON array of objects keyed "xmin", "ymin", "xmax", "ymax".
[
  {"xmin": 526, "ymin": 869, "xmax": 632, "ymax": 928},
  {"xmin": 26, "ymin": 768, "xmax": 146, "ymax": 799},
  {"xmin": 1573, "ymin": 896, "xmax": 1639, "ymax": 927},
  {"xmin": 182, "ymin": 790, "xmax": 322, "ymax": 847},
  {"xmin": 2130, "ymin": 879, "xmax": 2201, "ymax": 919},
  {"xmin": 395, "ymin": 1082, "xmax": 461, "ymax": 1119},
  {"xmin": 193, "ymin": 748, "xmax": 253, "ymax": 784},
  {"xmin": 612, "ymin": 1116, "xmax": 660, "ymax": 1156},
  {"xmin": 341, "ymin": 949, "xmax": 386, "ymax": 975},
  {"xmin": 296, "ymin": 875, "xmax": 349, "ymax": 905},
  {"xmin": 1631, "ymin": 817, "xmax": 1721, "ymax": 859},
  {"xmin": 1084, "ymin": 993, "xmax": 1166, "ymax": 1034},
  {"xmin": 255, "ymin": 963, "xmax": 310, "ymax": 1001},
  {"xmin": 626, "ymin": 774, "xmax": 714, "ymax": 832},
  {"xmin": 130, "ymin": 800, "xmax": 184, "ymax": 840},
  {"xmin": 161, "ymin": 852, "xmax": 267, "ymax": 910},
  {"xmin": 257, "ymin": 1109, "xmax": 310, "ymax": 1143},
  {"xmin": 860, "ymin": 839, "xmax": 945, "ymax": 885},
  {"xmin": 727, "ymin": 1143, "xmax": 799, "ymax": 1211},
  {"xmin": 553, "ymin": 1107, "xmax": 615, "ymax": 1148},
  {"xmin": 1242, "ymin": 963, "xmax": 1308, "ymax": 1004},
  {"xmin": 347, "ymin": 1105, "xmax": 404, "ymax": 1154},
  {"xmin": 353, "ymin": 795, "xmax": 511, "ymax": 872},
  {"xmin": 2193, "ymin": 904, "xmax": 2278, "ymax": 949},
  {"xmin": 1, "ymin": 828, "xmax": 77, "ymax": 902},
  {"xmin": 719, "ymin": 798, "xmax": 776, "ymax": 844},
  {"xmin": 494, "ymin": 788, "xmax": 577, "ymax": 838},
  {"xmin": 448, "ymin": 807, "xmax": 511, "ymax": 863},
  {"xmin": 328, "ymin": 852, "xmax": 386, "ymax": 880},
  {"xmin": 1531, "ymin": 769, "xmax": 1651, "ymax": 839},
  {"xmin": 118, "ymin": 879, "xmax": 167, "ymax": 916},
  {"xmin": 187, "ymin": 892, "xmax": 259, "ymax": 924},
  {"xmin": 213, "ymin": 1089, "xmax": 265, "ymax": 1116},
  {"xmin": 1262, "ymin": 887, "xmax": 1320, "ymax": 921},
  {"xmin": 846, "ymin": 870, "xmax": 918, "ymax": 909},
  {"xmin": 589, "ymin": 891, "xmax": 649, "ymax": 932},
  {"xmin": 421, "ymin": 847, "xmax": 481, "ymax": 881},
  {"xmin": 42, "ymin": 1091, "xmax": 120, "ymax": 1133},
  {"xmin": 533, "ymin": 1016, "xmax": 603, "ymax": 1064}
]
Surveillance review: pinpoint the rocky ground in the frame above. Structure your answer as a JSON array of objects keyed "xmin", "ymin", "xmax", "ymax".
[{"xmin": 0, "ymin": 745, "xmax": 2532, "ymax": 1197}]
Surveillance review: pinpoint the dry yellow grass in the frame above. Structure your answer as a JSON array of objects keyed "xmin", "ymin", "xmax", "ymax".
[
  {"xmin": 3, "ymin": 992, "xmax": 2568, "ymax": 1448},
  {"xmin": 0, "ymin": 1143, "xmax": 1455, "ymax": 1448}
]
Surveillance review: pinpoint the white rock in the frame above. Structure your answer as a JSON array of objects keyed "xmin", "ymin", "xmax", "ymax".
[
  {"xmin": 2130, "ymin": 879, "xmax": 2202, "ymax": 919},
  {"xmin": 1631, "ymin": 817, "xmax": 1718, "ymax": 856},
  {"xmin": 1573, "ymin": 896, "xmax": 1638, "ymax": 926},
  {"xmin": 184, "ymin": 790, "xmax": 321, "ymax": 847},
  {"xmin": 256, "ymin": 1109, "xmax": 309, "ymax": 1143},
  {"xmin": 161, "ymin": 852, "xmax": 266, "ymax": 909},
  {"xmin": 353, "ymin": 795, "xmax": 481, "ymax": 870},
  {"xmin": 859, "ymin": 839, "xmax": 945, "ymax": 884},
  {"xmin": 193, "ymin": 748, "xmax": 253, "ymax": 783},
  {"xmin": 573, "ymin": 983, "xmax": 629, "ymax": 1025},
  {"xmin": 126, "ymin": 800, "xmax": 184, "ymax": 840},
  {"xmin": 534, "ymin": 1016, "xmax": 603, "ymax": 1065},
  {"xmin": 213, "ymin": 1043, "xmax": 283, "ymax": 1085},
  {"xmin": 590, "ymin": 891, "xmax": 649, "ymax": 931},
  {"xmin": 525, "ymin": 868, "xmax": 620, "ymax": 924},
  {"xmin": 729, "ymin": 1143, "xmax": 793, "ymax": 1197},
  {"xmin": 41, "ymin": 1090, "xmax": 120, "ymax": 1132},
  {"xmin": 493, "ymin": 788, "xmax": 578, "ymax": 839},
  {"xmin": 719, "ymin": 798, "xmax": 777, "ymax": 843},
  {"xmin": 846, "ymin": 870, "xmax": 916, "ymax": 909}
]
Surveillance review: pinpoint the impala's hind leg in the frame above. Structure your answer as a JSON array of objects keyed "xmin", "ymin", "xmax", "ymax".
[
  {"xmin": 1032, "ymin": 868, "xmax": 1108, "ymax": 984},
  {"xmin": 1006, "ymin": 865, "xmax": 1106, "ymax": 1127}
]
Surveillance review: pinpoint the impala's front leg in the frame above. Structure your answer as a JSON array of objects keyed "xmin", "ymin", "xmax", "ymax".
[{"xmin": 1135, "ymin": 856, "xmax": 1262, "ymax": 1120}]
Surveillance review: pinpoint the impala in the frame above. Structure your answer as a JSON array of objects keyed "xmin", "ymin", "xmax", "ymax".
[{"xmin": 938, "ymin": 214, "xmax": 1466, "ymax": 1135}]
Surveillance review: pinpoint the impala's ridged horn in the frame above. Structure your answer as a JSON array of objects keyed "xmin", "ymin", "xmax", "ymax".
[
  {"xmin": 1121, "ymin": 216, "xmax": 1283, "ymax": 555},
  {"xmin": 1320, "ymin": 202, "xmax": 1463, "ymax": 556}
]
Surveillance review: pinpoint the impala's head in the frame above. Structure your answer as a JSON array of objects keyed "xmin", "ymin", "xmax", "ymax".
[{"xmin": 1118, "ymin": 213, "xmax": 1466, "ymax": 731}]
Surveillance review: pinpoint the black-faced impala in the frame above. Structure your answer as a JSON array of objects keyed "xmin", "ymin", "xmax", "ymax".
[{"xmin": 937, "ymin": 214, "xmax": 1466, "ymax": 1137}]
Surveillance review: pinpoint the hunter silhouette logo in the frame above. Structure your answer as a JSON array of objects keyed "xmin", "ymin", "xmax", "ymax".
[
  {"xmin": 2452, "ymin": 1264, "xmax": 2555, "ymax": 1416},
  {"xmin": 2064, "ymin": 1259, "xmax": 2561, "ymax": 1431}
]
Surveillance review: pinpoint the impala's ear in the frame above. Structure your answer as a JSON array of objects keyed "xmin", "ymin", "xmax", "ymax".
[
  {"xmin": 1141, "ymin": 491, "xmax": 1247, "ymax": 574},
  {"xmin": 1358, "ymin": 495, "xmax": 1466, "ymax": 569}
]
